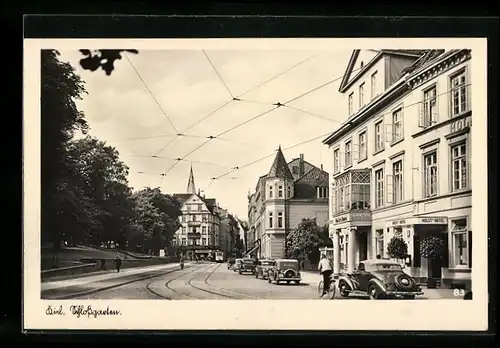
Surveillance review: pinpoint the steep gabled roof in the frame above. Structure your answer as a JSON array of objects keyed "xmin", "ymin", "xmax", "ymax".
[
  {"xmin": 339, "ymin": 49, "xmax": 428, "ymax": 93},
  {"xmin": 267, "ymin": 146, "xmax": 294, "ymax": 180},
  {"xmin": 173, "ymin": 193, "xmax": 193, "ymax": 204},
  {"xmin": 294, "ymin": 166, "xmax": 329, "ymax": 187}
]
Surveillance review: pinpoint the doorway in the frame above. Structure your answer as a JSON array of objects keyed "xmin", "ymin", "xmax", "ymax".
[{"xmin": 358, "ymin": 227, "xmax": 369, "ymax": 261}]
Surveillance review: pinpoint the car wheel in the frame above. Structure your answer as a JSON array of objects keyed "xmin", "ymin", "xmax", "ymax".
[
  {"xmin": 275, "ymin": 280, "xmax": 280, "ymax": 285},
  {"xmin": 403, "ymin": 295, "xmax": 415, "ymax": 299},
  {"xmin": 294, "ymin": 281, "xmax": 300, "ymax": 285},
  {"xmin": 339, "ymin": 281, "xmax": 351, "ymax": 298},
  {"xmin": 368, "ymin": 285, "xmax": 379, "ymax": 300},
  {"xmin": 267, "ymin": 276, "xmax": 272, "ymax": 283},
  {"xmin": 286, "ymin": 281, "xmax": 290, "ymax": 284}
]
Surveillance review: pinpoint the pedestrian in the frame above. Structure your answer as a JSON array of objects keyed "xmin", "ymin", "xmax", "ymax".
[
  {"xmin": 318, "ymin": 254, "xmax": 333, "ymax": 297},
  {"xmin": 115, "ymin": 256, "xmax": 122, "ymax": 273},
  {"xmin": 179, "ymin": 254, "xmax": 185, "ymax": 270}
]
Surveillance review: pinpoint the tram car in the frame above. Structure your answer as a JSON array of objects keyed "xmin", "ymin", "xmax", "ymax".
[{"xmin": 215, "ymin": 250, "xmax": 224, "ymax": 263}]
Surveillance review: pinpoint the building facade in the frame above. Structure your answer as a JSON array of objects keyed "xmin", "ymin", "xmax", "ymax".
[
  {"xmin": 247, "ymin": 149, "xmax": 329, "ymax": 260},
  {"xmin": 172, "ymin": 166, "xmax": 223, "ymax": 260},
  {"xmin": 323, "ymin": 49, "xmax": 472, "ymax": 289}
]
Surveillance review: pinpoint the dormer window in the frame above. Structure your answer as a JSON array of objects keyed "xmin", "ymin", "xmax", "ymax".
[
  {"xmin": 278, "ymin": 185, "xmax": 283, "ymax": 198},
  {"xmin": 268, "ymin": 185, "xmax": 273, "ymax": 199},
  {"xmin": 317, "ymin": 187, "xmax": 328, "ymax": 199}
]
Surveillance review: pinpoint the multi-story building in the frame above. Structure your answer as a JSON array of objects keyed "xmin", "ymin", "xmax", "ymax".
[
  {"xmin": 247, "ymin": 148, "xmax": 329, "ymax": 259},
  {"xmin": 172, "ymin": 166, "xmax": 222, "ymax": 260},
  {"xmin": 322, "ymin": 49, "xmax": 472, "ymax": 289}
]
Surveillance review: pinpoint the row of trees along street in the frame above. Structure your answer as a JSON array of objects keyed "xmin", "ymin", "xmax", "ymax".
[{"xmin": 41, "ymin": 50, "xmax": 188, "ymax": 268}]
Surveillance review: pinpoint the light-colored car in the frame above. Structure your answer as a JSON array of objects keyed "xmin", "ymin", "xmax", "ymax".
[
  {"xmin": 337, "ymin": 259, "xmax": 424, "ymax": 299},
  {"xmin": 255, "ymin": 259, "xmax": 275, "ymax": 279},
  {"xmin": 232, "ymin": 258, "xmax": 243, "ymax": 272},
  {"xmin": 267, "ymin": 259, "xmax": 301, "ymax": 285}
]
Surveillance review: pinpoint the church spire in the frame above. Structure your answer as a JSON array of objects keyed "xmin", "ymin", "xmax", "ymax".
[{"xmin": 187, "ymin": 164, "xmax": 196, "ymax": 194}]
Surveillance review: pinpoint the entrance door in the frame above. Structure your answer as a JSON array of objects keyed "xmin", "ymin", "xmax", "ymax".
[
  {"xmin": 358, "ymin": 229, "xmax": 368, "ymax": 261},
  {"xmin": 429, "ymin": 256, "xmax": 443, "ymax": 279}
]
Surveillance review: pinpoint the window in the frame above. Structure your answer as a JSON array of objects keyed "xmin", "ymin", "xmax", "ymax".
[
  {"xmin": 358, "ymin": 131, "xmax": 367, "ymax": 160},
  {"xmin": 371, "ymin": 71, "xmax": 377, "ymax": 99},
  {"xmin": 277, "ymin": 212, "xmax": 283, "ymax": 228},
  {"xmin": 333, "ymin": 148, "xmax": 340, "ymax": 173},
  {"xmin": 332, "ymin": 170, "xmax": 370, "ymax": 214},
  {"xmin": 287, "ymin": 185, "xmax": 291, "ymax": 198},
  {"xmin": 375, "ymin": 229, "xmax": 384, "ymax": 258},
  {"xmin": 392, "ymin": 160, "xmax": 403, "ymax": 203},
  {"xmin": 181, "ymin": 238, "xmax": 187, "ymax": 246},
  {"xmin": 269, "ymin": 185, "xmax": 273, "ymax": 199},
  {"xmin": 374, "ymin": 120, "xmax": 384, "ymax": 152},
  {"xmin": 202, "ymin": 226, "xmax": 207, "ymax": 234},
  {"xmin": 202, "ymin": 238, "xmax": 207, "ymax": 246},
  {"xmin": 268, "ymin": 212, "xmax": 273, "ymax": 228},
  {"xmin": 182, "ymin": 215, "xmax": 186, "ymax": 223},
  {"xmin": 278, "ymin": 185, "xmax": 283, "ymax": 198},
  {"xmin": 451, "ymin": 142, "xmax": 467, "ymax": 191},
  {"xmin": 345, "ymin": 141, "xmax": 352, "ymax": 167},
  {"xmin": 318, "ymin": 187, "xmax": 328, "ymax": 198},
  {"xmin": 348, "ymin": 93, "xmax": 354, "ymax": 115},
  {"xmin": 182, "ymin": 227, "xmax": 186, "ymax": 234},
  {"xmin": 422, "ymin": 86, "xmax": 437, "ymax": 127},
  {"xmin": 392, "ymin": 109, "xmax": 403, "ymax": 142},
  {"xmin": 451, "ymin": 70, "xmax": 468, "ymax": 117},
  {"xmin": 375, "ymin": 168, "xmax": 384, "ymax": 208},
  {"xmin": 192, "ymin": 214, "xmax": 197, "ymax": 222},
  {"xmin": 359, "ymin": 83, "xmax": 365, "ymax": 107},
  {"xmin": 451, "ymin": 219, "xmax": 468, "ymax": 266},
  {"xmin": 424, "ymin": 151, "xmax": 438, "ymax": 197},
  {"xmin": 292, "ymin": 166, "xmax": 299, "ymax": 174}
]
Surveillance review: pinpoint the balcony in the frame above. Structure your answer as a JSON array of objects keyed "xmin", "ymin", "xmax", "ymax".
[{"xmin": 331, "ymin": 169, "xmax": 372, "ymax": 222}]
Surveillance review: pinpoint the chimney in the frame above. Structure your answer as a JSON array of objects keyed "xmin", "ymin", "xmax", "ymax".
[
  {"xmin": 321, "ymin": 164, "xmax": 323, "ymax": 171},
  {"xmin": 299, "ymin": 154, "xmax": 305, "ymax": 176}
]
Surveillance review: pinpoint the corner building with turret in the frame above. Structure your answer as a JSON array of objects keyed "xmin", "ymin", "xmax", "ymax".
[{"xmin": 247, "ymin": 147, "xmax": 330, "ymax": 260}]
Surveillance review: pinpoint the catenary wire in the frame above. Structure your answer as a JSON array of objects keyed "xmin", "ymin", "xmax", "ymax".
[
  {"xmin": 202, "ymin": 50, "xmax": 234, "ymax": 98},
  {"xmin": 203, "ymin": 83, "xmax": 471, "ymax": 188},
  {"xmin": 124, "ymin": 52, "xmax": 179, "ymax": 134},
  {"xmin": 151, "ymin": 52, "xmax": 325, "ymax": 155}
]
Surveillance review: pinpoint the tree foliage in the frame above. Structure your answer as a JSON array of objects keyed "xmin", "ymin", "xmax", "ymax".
[
  {"xmin": 285, "ymin": 218, "xmax": 328, "ymax": 262},
  {"xmin": 79, "ymin": 49, "xmax": 139, "ymax": 75},
  {"xmin": 41, "ymin": 50, "xmax": 183, "ymax": 265},
  {"xmin": 421, "ymin": 235, "xmax": 446, "ymax": 260},
  {"xmin": 387, "ymin": 237, "xmax": 408, "ymax": 259}
]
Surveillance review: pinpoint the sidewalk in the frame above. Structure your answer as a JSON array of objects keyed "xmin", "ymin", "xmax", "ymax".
[{"xmin": 41, "ymin": 262, "xmax": 190, "ymax": 292}]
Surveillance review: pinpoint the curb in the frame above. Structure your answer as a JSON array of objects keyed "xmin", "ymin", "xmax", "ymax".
[{"xmin": 44, "ymin": 265, "xmax": 193, "ymax": 300}]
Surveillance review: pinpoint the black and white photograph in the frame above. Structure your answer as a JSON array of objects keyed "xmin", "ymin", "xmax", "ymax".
[{"xmin": 23, "ymin": 38, "xmax": 488, "ymax": 330}]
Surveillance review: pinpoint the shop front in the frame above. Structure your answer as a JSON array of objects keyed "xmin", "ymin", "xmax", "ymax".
[
  {"xmin": 329, "ymin": 210, "xmax": 372, "ymax": 276},
  {"xmin": 386, "ymin": 215, "xmax": 471, "ymax": 289}
]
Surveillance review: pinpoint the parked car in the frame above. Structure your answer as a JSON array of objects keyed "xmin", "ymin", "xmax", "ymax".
[
  {"xmin": 238, "ymin": 258, "xmax": 256, "ymax": 275},
  {"xmin": 337, "ymin": 259, "xmax": 424, "ymax": 299},
  {"xmin": 255, "ymin": 259, "xmax": 275, "ymax": 279},
  {"xmin": 267, "ymin": 259, "xmax": 301, "ymax": 285},
  {"xmin": 227, "ymin": 258, "xmax": 235, "ymax": 269},
  {"xmin": 233, "ymin": 258, "xmax": 243, "ymax": 272}
]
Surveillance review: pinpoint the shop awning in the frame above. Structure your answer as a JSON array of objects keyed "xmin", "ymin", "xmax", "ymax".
[{"xmin": 244, "ymin": 244, "xmax": 259, "ymax": 256}]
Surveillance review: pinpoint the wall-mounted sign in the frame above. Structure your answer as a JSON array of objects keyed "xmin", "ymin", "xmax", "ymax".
[
  {"xmin": 333, "ymin": 211, "xmax": 372, "ymax": 224},
  {"xmin": 334, "ymin": 215, "xmax": 348, "ymax": 224},
  {"xmin": 392, "ymin": 219, "xmax": 406, "ymax": 226},
  {"xmin": 188, "ymin": 232, "xmax": 202, "ymax": 239},
  {"xmin": 417, "ymin": 217, "xmax": 448, "ymax": 225},
  {"xmin": 450, "ymin": 115, "xmax": 471, "ymax": 133}
]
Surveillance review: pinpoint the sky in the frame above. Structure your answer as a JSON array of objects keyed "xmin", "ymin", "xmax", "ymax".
[{"xmin": 58, "ymin": 49, "xmax": 353, "ymax": 219}]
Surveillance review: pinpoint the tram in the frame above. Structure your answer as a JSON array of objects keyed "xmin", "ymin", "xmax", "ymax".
[{"xmin": 215, "ymin": 250, "xmax": 224, "ymax": 263}]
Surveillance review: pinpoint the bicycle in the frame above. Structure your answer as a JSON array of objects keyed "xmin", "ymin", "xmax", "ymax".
[{"xmin": 318, "ymin": 275, "xmax": 336, "ymax": 299}]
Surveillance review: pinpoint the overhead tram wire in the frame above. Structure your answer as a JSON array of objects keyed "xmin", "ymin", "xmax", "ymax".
[
  {"xmin": 202, "ymin": 50, "xmax": 234, "ymax": 99},
  {"xmin": 153, "ymin": 52, "xmax": 324, "ymax": 155},
  {"xmin": 205, "ymin": 83, "xmax": 471, "ymax": 188},
  {"xmin": 124, "ymin": 52, "xmax": 179, "ymax": 134},
  {"xmin": 158, "ymin": 64, "xmax": 368, "ymax": 181}
]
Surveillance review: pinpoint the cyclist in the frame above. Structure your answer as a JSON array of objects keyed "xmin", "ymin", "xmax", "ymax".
[{"xmin": 318, "ymin": 254, "xmax": 333, "ymax": 297}]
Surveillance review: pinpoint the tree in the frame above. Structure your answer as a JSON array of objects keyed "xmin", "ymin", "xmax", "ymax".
[
  {"xmin": 285, "ymin": 218, "xmax": 325, "ymax": 262},
  {"xmin": 131, "ymin": 188, "xmax": 182, "ymax": 254},
  {"xmin": 41, "ymin": 49, "xmax": 89, "ymax": 264},
  {"xmin": 79, "ymin": 49, "xmax": 139, "ymax": 75},
  {"xmin": 387, "ymin": 237, "xmax": 408, "ymax": 260},
  {"xmin": 421, "ymin": 235, "xmax": 446, "ymax": 260}
]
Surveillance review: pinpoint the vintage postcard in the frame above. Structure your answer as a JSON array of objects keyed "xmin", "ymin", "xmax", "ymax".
[{"xmin": 23, "ymin": 38, "xmax": 488, "ymax": 331}]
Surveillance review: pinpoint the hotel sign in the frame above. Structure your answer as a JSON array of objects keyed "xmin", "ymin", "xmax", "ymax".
[
  {"xmin": 417, "ymin": 217, "xmax": 447, "ymax": 225},
  {"xmin": 450, "ymin": 115, "xmax": 471, "ymax": 133},
  {"xmin": 333, "ymin": 211, "xmax": 372, "ymax": 224}
]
